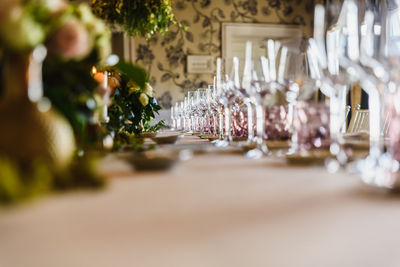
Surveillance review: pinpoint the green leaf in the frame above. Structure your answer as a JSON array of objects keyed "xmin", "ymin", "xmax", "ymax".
[{"xmin": 115, "ymin": 61, "xmax": 148, "ymax": 88}]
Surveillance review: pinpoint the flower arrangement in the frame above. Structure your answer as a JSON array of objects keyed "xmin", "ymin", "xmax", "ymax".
[
  {"xmin": 92, "ymin": 0, "xmax": 176, "ymax": 38},
  {"xmin": 0, "ymin": 0, "xmax": 112, "ymax": 204},
  {"xmin": 0, "ymin": 0, "xmax": 165, "ymax": 205},
  {"xmin": 98, "ymin": 61, "xmax": 165, "ymax": 149},
  {"xmin": 42, "ymin": 3, "xmax": 112, "ymax": 146},
  {"xmin": 0, "ymin": 0, "xmax": 110, "ymax": 56},
  {"xmin": 0, "ymin": 0, "xmax": 112, "ymax": 145}
]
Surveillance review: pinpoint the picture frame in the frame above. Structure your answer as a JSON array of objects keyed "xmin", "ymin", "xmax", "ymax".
[{"xmin": 221, "ymin": 22, "xmax": 303, "ymax": 72}]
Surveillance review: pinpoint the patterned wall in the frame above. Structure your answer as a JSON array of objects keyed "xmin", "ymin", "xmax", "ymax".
[{"xmin": 134, "ymin": 0, "xmax": 320, "ymax": 109}]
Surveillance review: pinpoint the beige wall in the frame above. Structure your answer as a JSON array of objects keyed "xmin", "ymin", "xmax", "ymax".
[{"xmin": 133, "ymin": 0, "xmax": 320, "ymax": 108}]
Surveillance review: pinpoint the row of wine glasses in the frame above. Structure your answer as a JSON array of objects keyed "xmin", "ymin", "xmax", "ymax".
[
  {"xmin": 171, "ymin": 39, "xmax": 327, "ymax": 155},
  {"xmin": 170, "ymin": 0, "xmax": 400, "ymax": 189}
]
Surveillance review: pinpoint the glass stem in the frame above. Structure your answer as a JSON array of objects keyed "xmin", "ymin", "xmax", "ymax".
[
  {"xmin": 247, "ymin": 102, "xmax": 254, "ymax": 142},
  {"xmin": 224, "ymin": 104, "xmax": 232, "ymax": 142},
  {"xmin": 329, "ymin": 86, "xmax": 347, "ymax": 163},
  {"xmin": 213, "ymin": 113, "xmax": 217, "ymax": 136},
  {"xmin": 219, "ymin": 106, "xmax": 224, "ymax": 140},
  {"xmin": 369, "ymin": 89, "xmax": 383, "ymax": 158},
  {"xmin": 191, "ymin": 116, "xmax": 195, "ymax": 133},
  {"xmin": 256, "ymin": 104, "xmax": 266, "ymax": 148}
]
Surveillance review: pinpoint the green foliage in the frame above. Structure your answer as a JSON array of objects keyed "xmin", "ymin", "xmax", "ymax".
[
  {"xmin": 92, "ymin": 0, "xmax": 176, "ymax": 39},
  {"xmin": 144, "ymin": 120, "xmax": 167, "ymax": 132},
  {"xmin": 43, "ymin": 51, "xmax": 101, "ymax": 147},
  {"xmin": 104, "ymin": 61, "xmax": 164, "ymax": 149},
  {"xmin": 115, "ymin": 61, "xmax": 148, "ymax": 88}
]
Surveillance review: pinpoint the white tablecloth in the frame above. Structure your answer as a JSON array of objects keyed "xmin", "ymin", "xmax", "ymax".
[{"xmin": 1, "ymin": 137, "xmax": 399, "ymax": 267}]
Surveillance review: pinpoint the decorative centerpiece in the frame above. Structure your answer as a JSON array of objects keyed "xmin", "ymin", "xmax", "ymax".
[
  {"xmin": 98, "ymin": 61, "xmax": 165, "ymax": 150},
  {"xmin": 42, "ymin": 3, "xmax": 112, "ymax": 147},
  {"xmin": 0, "ymin": 0, "xmax": 110, "ymax": 204}
]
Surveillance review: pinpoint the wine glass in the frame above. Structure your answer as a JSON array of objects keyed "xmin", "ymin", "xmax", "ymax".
[
  {"xmin": 356, "ymin": 0, "xmax": 400, "ymax": 187},
  {"xmin": 184, "ymin": 92, "xmax": 194, "ymax": 133},
  {"xmin": 286, "ymin": 45, "xmax": 330, "ymax": 154},
  {"xmin": 236, "ymin": 41, "xmax": 256, "ymax": 145},
  {"xmin": 214, "ymin": 58, "xmax": 231, "ymax": 147},
  {"xmin": 312, "ymin": 1, "xmax": 365, "ymax": 171},
  {"xmin": 246, "ymin": 40, "xmax": 288, "ymax": 159},
  {"xmin": 205, "ymin": 85, "xmax": 217, "ymax": 136},
  {"xmin": 170, "ymin": 105, "xmax": 176, "ymax": 130},
  {"xmin": 201, "ymin": 87, "xmax": 214, "ymax": 135}
]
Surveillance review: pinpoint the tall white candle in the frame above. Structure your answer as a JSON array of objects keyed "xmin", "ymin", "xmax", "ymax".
[
  {"xmin": 102, "ymin": 71, "xmax": 110, "ymax": 123},
  {"xmin": 103, "ymin": 71, "xmax": 108, "ymax": 89}
]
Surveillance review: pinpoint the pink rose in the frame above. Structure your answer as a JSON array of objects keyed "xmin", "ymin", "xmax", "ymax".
[{"xmin": 48, "ymin": 21, "xmax": 92, "ymax": 60}]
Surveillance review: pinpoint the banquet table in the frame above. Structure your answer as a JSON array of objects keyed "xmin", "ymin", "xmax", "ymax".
[{"xmin": 1, "ymin": 136, "xmax": 400, "ymax": 267}]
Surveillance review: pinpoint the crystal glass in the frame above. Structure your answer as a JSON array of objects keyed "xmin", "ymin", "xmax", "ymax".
[
  {"xmin": 192, "ymin": 90, "xmax": 201, "ymax": 134},
  {"xmin": 312, "ymin": 1, "xmax": 363, "ymax": 170},
  {"xmin": 280, "ymin": 45, "xmax": 331, "ymax": 153},
  {"xmin": 208, "ymin": 85, "xmax": 216, "ymax": 135},
  {"xmin": 231, "ymin": 98, "xmax": 248, "ymax": 140},
  {"xmin": 170, "ymin": 105, "xmax": 176, "ymax": 130},
  {"xmin": 246, "ymin": 40, "xmax": 295, "ymax": 158},
  {"xmin": 184, "ymin": 93, "xmax": 194, "ymax": 133},
  {"xmin": 178, "ymin": 101, "xmax": 185, "ymax": 131},
  {"xmin": 264, "ymin": 105, "xmax": 290, "ymax": 141},
  {"xmin": 195, "ymin": 88, "xmax": 207, "ymax": 134},
  {"xmin": 202, "ymin": 87, "xmax": 215, "ymax": 135},
  {"xmin": 233, "ymin": 41, "xmax": 255, "ymax": 144},
  {"xmin": 214, "ymin": 58, "xmax": 232, "ymax": 147},
  {"xmin": 358, "ymin": 1, "xmax": 400, "ymax": 187},
  {"xmin": 293, "ymin": 101, "xmax": 330, "ymax": 151}
]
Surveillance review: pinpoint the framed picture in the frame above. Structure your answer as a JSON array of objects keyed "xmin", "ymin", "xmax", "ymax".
[{"xmin": 221, "ymin": 22, "xmax": 303, "ymax": 72}]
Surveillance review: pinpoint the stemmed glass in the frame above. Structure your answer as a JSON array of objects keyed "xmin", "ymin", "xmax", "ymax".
[
  {"xmin": 314, "ymin": 1, "xmax": 397, "ymax": 175},
  {"xmin": 191, "ymin": 90, "xmax": 201, "ymax": 134},
  {"xmin": 246, "ymin": 40, "xmax": 287, "ymax": 158},
  {"xmin": 195, "ymin": 88, "xmax": 208, "ymax": 134},
  {"xmin": 201, "ymin": 87, "xmax": 214, "ymax": 135},
  {"xmin": 208, "ymin": 85, "xmax": 217, "ymax": 136},
  {"xmin": 214, "ymin": 58, "xmax": 231, "ymax": 147},
  {"xmin": 170, "ymin": 104, "xmax": 177, "ymax": 130},
  {"xmin": 236, "ymin": 41, "xmax": 256, "ymax": 145},
  {"xmin": 184, "ymin": 92, "xmax": 194, "ymax": 133},
  {"xmin": 286, "ymin": 45, "xmax": 330, "ymax": 154},
  {"xmin": 356, "ymin": 1, "xmax": 400, "ymax": 187},
  {"xmin": 312, "ymin": 1, "xmax": 365, "ymax": 171},
  {"xmin": 178, "ymin": 101, "xmax": 185, "ymax": 131}
]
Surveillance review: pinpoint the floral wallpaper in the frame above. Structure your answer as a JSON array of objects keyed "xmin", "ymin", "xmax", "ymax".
[{"xmin": 134, "ymin": 0, "xmax": 321, "ymax": 109}]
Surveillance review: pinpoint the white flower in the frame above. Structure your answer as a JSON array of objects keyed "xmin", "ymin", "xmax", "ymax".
[
  {"xmin": 139, "ymin": 93, "xmax": 149, "ymax": 106},
  {"xmin": 40, "ymin": 0, "xmax": 67, "ymax": 14},
  {"xmin": 0, "ymin": 7, "xmax": 45, "ymax": 51},
  {"xmin": 144, "ymin": 82, "xmax": 153, "ymax": 97},
  {"xmin": 77, "ymin": 3, "xmax": 107, "ymax": 35},
  {"xmin": 76, "ymin": 4, "xmax": 96, "ymax": 25}
]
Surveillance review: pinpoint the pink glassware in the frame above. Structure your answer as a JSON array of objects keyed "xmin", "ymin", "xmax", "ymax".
[
  {"xmin": 231, "ymin": 106, "xmax": 248, "ymax": 139},
  {"xmin": 264, "ymin": 105, "xmax": 290, "ymax": 141},
  {"xmin": 293, "ymin": 101, "xmax": 330, "ymax": 151},
  {"xmin": 387, "ymin": 91, "xmax": 400, "ymax": 162}
]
